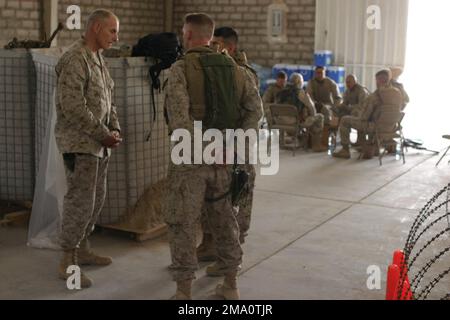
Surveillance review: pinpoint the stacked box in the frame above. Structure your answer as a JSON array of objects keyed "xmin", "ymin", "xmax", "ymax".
[
  {"xmin": 285, "ymin": 65, "xmax": 298, "ymax": 80},
  {"xmin": 297, "ymin": 65, "xmax": 314, "ymax": 82},
  {"xmin": 0, "ymin": 49, "xmax": 36, "ymax": 201},
  {"xmin": 272, "ymin": 63, "xmax": 288, "ymax": 78},
  {"xmin": 31, "ymin": 51, "xmax": 170, "ymax": 225},
  {"xmin": 314, "ymin": 50, "xmax": 333, "ymax": 67},
  {"xmin": 326, "ymin": 66, "xmax": 346, "ymax": 84}
]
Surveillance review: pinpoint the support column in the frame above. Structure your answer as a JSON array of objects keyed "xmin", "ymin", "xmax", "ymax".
[
  {"xmin": 164, "ymin": 0, "xmax": 174, "ymax": 32},
  {"xmin": 42, "ymin": 0, "xmax": 58, "ymax": 47}
]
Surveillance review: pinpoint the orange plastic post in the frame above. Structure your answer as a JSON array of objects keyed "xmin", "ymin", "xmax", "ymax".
[
  {"xmin": 386, "ymin": 264, "xmax": 400, "ymax": 300},
  {"xmin": 393, "ymin": 250, "xmax": 405, "ymax": 267}
]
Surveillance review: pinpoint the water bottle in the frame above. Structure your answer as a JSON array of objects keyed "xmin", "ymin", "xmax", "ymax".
[
  {"xmin": 395, "ymin": 141, "xmax": 401, "ymax": 161},
  {"xmin": 327, "ymin": 135, "xmax": 334, "ymax": 155}
]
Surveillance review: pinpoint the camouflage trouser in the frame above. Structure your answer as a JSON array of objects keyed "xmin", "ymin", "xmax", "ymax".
[
  {"xmin": 339, "ymin": 115, "xmax": 374, "ymax": 146},
  {"xmin": 201, "ymin": 164, "xmax": 256, "ymax": 244},
  {"xmin": 302, "ymin": 114, "xmax": 324, "ymax": 135},
  {"xmin": 336, "ymin": 104, "xmax": 364, "ymax": 118},
  {"xmin": 60, "ymin": 153, "xmax": 109, "ymax": 250},
  {"xmin": 315, "ymin": 103, "xmax": 333, "ymax": 125},
  {"xmin": 165, "ymin": 165, "xmax": 242, "ymax": 282}
]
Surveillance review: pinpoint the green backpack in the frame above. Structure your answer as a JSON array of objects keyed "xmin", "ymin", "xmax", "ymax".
[{"xmin": 199, "ymin": 53, "xmax": 240, "ymax": 130}]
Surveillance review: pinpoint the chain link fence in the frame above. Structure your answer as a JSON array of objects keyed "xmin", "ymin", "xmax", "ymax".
[{"xmin": 0, "ymin": 49, "xmax": 36, "ymax": 202}]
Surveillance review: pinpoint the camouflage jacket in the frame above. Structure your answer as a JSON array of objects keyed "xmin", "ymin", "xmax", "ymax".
[
  {"xmin": 306, "ymin": 77, "xmax": 343, "ymax": 107},
  {"xmin": 262, "ymin": 83, "xmax": 284, "ymax": 104},
  {"xmin": 165, "ymin": 46, "xmax": 263, "ymax": 169},
  {"xmin": 54, "ymin": 39, "xmax": 120, "ymax": 157},
  {"xmin": 360, "ymin": 85, "xmax": 402, "ymax": 123},
  {"xmin": 391, "ymin": 80, "xmax": 409, "ymax": 110},
  {"xmin": 342, "ymin": 83, "xmax": 370, "ymax": 108},
  {"xmin": 165, "ymin": 46, "xmax": 263, "ymax": 134},
  {"xmin": 232, "ymin": 50, "xmax": 259, "ymax": 87}
]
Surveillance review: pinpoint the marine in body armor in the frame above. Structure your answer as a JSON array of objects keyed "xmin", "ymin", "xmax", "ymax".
[
  {"xmin": 196, "ymin": 26, "xmax": 263, "ymax": 278},
  {"xmin": 164, "ymin": 14, "xmax": 262, "ymax": 300},
  {"xmin": 275, "ymin": 73, "xmax": 327, "ymax": 152}
]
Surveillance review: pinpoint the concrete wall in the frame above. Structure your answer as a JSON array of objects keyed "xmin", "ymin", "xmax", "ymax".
[
  {"xmin": 173, "ymin": 0, "xmax": 316, "ymax": 66},
  {"xmin": 0, "ymin": 0, "xmax": 316, "ymax": 66},
  {"xmin": 57, "ymin": 0, "xmax": 164, "ymax": 47},
  {"xmin": 0, "ymin": 0, "xmax": 43, "ymax": 47},
  {"xmin": 0, "ymin": 0, "xmax": 164, "ymax": 48}
]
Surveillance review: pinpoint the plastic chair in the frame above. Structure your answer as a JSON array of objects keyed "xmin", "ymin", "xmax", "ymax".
[
  {"xmin": 268, "ymin": 103, "xmax": 301, "ymax": 156},
  {"xmin": 374, "ymin": 110, "xmax": 406, "ymax": 166}
]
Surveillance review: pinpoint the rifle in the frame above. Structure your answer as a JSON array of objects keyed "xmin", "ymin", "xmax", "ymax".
[
  {"xmin": 404, "ymin": 138, "xmax": 439, "ymax": 154},
  {"xmin": 4, "ymin": 22, "xmax": 64, "ymax": 49}
]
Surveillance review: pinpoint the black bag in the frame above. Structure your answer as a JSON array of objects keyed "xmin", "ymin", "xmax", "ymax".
[{"xmin": 132, "ymin": 33, "xmax": 182, "ymax": 139}]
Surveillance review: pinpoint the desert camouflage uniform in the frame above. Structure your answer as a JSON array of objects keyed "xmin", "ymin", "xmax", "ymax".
[
  {"xmin": 262, "ymin": 83, "xmax": 284, "ymax": 123},
  {"xmin": 391, "ymin": 80, "xmax": 409, "ymax": 110},
  {"xmin": 164, "ymin": 46, "xmax": 262, "ymax": 281},
  {"xmin": 298, "ymin": 90, "xmax": 325, "ymax": 134},
  {"xmin": 55, "ymin": 38, "xmax": 120, "ymax": 249},
  {"xmin": 336, "ymin": 83, "xmax": 370, "ymax": 118},
  {"xmin": 273, "ymin": 85, "xmax": 324, "ymax": 134},
  {"xmin": 306, "ymin": 77, "xmax": 342, "ymax": 125},
  {"xmin": 339, "ymin": 86, "xmax": 402, "ymax": 146}
]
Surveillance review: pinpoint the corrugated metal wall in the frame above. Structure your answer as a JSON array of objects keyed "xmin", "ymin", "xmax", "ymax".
[{"xmin": 315, "ymin": 0, "xmax": 409, "ymax": 91}]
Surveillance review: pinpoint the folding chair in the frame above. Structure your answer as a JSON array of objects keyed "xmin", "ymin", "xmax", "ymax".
[
  {"xmin": 374, "ymin": 110, "xmax": 406, "ymax": 166},
  {"xmin": 268, "ymin": 103, "xmax": 301, "ymax": 156},
  {"xmin": 435, "ymin": 135, "xmax": 450, "ymax": 167}
]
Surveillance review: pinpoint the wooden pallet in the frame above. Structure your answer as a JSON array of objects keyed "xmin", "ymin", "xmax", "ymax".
[
  {"xmin": 0, "ymin": 200, "xmax": 32, "ymax": 227},
  {"xmin": 0, "ymin": 210, "xmax": 31, "ymax": 227},
  {"xmin": 99, "ymin": 223, "xmax": 168, "ymax": 242}
]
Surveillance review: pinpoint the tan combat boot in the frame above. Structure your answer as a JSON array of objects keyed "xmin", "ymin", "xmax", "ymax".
[
  {"xmin": 216, "ymin": 272, "xmax": 240, "ymax": 300},
  {"xmin": 58, "ymin": 249, "xmax": 93, "ymax": 288},
  {"xmin": 333, "ymin": 145, "xmax": 351, "ymax": 159},
  {"xmin": 171, "ymin": 279, "xmax": 192, "ymax": 300},
  {"xmin": 311, "ymin": 133, "xmax": 328, "ymax": 152},
  {"xmin": 196, "ymin": 233, "xmax": 216, "ymax": 262},
  {"xmin": 78, "ymin": 238, "xmax": 112, "ymax": 266}
]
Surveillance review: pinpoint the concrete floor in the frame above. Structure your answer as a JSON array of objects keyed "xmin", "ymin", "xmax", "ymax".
[{"xmin": 1, "ymin": 146, "xmax": 449, "ymax": 300}]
